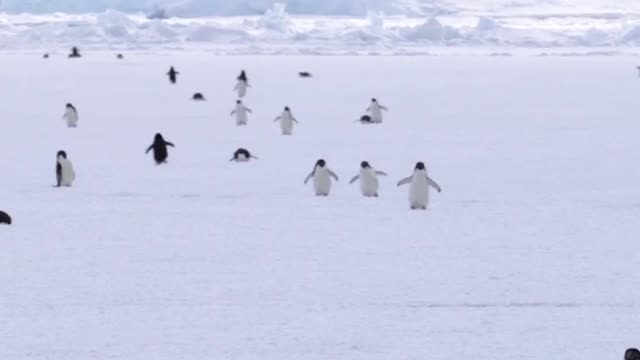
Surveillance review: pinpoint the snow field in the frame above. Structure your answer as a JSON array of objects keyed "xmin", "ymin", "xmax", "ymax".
[{"xmin": 1, "ymin": 54, "xmax": 639, "ymax": 359}]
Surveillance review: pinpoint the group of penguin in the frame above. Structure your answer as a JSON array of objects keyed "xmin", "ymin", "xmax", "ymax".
[{"xmin": 0, "ymin": 52, "xmax": 438, "ymax": 226}]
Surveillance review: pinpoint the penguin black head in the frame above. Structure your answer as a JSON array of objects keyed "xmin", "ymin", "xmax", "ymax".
[
  {"xmin": 236, "ymin": 100, "xmax": 241, "ymax": 104},
  {"xmin": 372, "ymin": 98, "xmax": 377, "ymax": 102},
  {"xmin": 316, "ymin": 159, "xmax": 326, "ymax": 167},
  {"xmin": 415, "ymin": 162, "xmax": 425, "ymax": 170},
  {"xmin": 360, "ymin": 161, "xmax": 371, "ymax": 168},
  {"xmin": 154, "ymin": 133, "xmax": 164, "ymax": 142},
  {"xmin": 66, "ymin": 103, "xmax": 72, "ymax": 108},
  {"xmin": 57, "ymin": 150, "xmax": 67, "ymax": 159},
  {"xmin": 625, "ymin": 348, "xmax": 640, "ymax": 360},
  {"xmin": 43, "ymin": 53, "xmax": 49, "ymax": 59},
  {"xmin": 0, "ymin": 210, "xmax": 11, "ymax": 225},
  {"xmin": 117, "ymin": 54, "xmax": 124, "ymax": 59},
  {"xmin": 284, "ymin": 106, "xmax": 290, "ymax": 111}
]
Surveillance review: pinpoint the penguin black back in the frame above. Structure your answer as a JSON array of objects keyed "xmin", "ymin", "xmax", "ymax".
[
  {"xmin": 43, "ymin": 53, "xmax": 49, "ymax": 59},
  {"xmin": 415, "ymin": 162, "xmax": 425, "ymax": 170},
  {"xmin": 298, "ymin": 72, "xmax": 312, "ymax": 78},
  {"xmin": 146, "ymin": 133, "xmax": 174, "ymax": 164},
  {"xmin": 360, "ymin": 115, "xmax": 372, "ymax": 123},
  {"xmin": 117, "ymin": 53, "xmax": 124, "ymax": 59},
  {"xmin": 237, "ymin": 70, "xmax": 247, "ymax": 82},
  {"xmin": 626, "ymin": 349, "xmax": 640, "ymax": 360},
  {"xmin": 192, "ymin": 93, "xmax": 205, "ymax": 101},
  {"xmin": 0, "ymin": 210, "xmax": 11, "ymax": 225},
  {"xmin": 56, "ymin": 150, "xmax": 67, "ymax": 187}
]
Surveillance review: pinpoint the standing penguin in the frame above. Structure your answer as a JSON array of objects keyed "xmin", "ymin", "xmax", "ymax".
[
  {"xmin": 349, "ymin": 161, "xmax": 388, "ymax": 197},
  {"xmin": 366, "ymin": 98, "xmax": 388, "ymax": 123},
  {"xmin": 304, "ymin": 159, "xmax": 339, "ymax": 196},
  {"xmin": 229, "ymin": 148, "xmax": 258, "ymax": 162},
  {"xmin": 230, "ymin": 100, "xmax": 252, "ymax": 126},
  {"xmin": 234, "ymin": 70, "xmax": 250, "ymax": 98},
  {"xmin": 274, "ymin": 106, "xmax": 299, "ymax": 135},
  {"xmin": 55, "ymin": 151, "xmax": 76, "ymax": 187},
  {"xmin": 397, "ymin": 162, "xmax": 441, "ymax": 210},
  {"xmin": 62, "ymin": 103, "xmax": 79, "ymax": 128},
  {"xmin": 167, "ymin": 66, "xmax": 179, "ymax": 84},
  {"xmin": 68, "ymin": 46, "xmax": 81, "ymax": 58},
  {"xmin": 145, "ymin": 133, "xmax": 175, "ymax": 165},
  {"xmin": 0, "ymin": 211, "xmax": 11, "ymax": 225}
]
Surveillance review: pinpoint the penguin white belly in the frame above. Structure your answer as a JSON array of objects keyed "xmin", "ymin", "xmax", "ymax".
[
  {"xmin": 370, "ymin": 107, "xmax": 383, "ymax": 123},
  {"xmin": 65, "ymin": 110, "xmax": 78, "ymax": 127},
  {"xmin": 313, "ymin": 170, "xmax": 332, "ymax": 196},
  {"xmin": 58, "ymin": 159, "xmax": 76, "ymax": 186},
  {"xmin": 236, "ymin": 110, "xmax": 248, "ymax": 125},
  {"xmin": 281, "ymin": 117, "xmax": 294, "ymax": 135},
  {"xmin": 409, "ymin": 177, "xmax": 429, "ymax": 209},
  {"xmin": 236, "ymin": 81, "xmax": 247, "ymax": 97},
  {"xmin": 360, "ymin": 171, "xmax": 379, "ymax": 196}
]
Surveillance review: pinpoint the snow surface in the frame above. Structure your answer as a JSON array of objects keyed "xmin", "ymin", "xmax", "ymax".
[
  {"xmin": 1, "ymin": 54, "xmax": 639, "ymax": 359},
  {"xmin": 2, "ymin": 1, "xmax": 640, "ymax": 53}
]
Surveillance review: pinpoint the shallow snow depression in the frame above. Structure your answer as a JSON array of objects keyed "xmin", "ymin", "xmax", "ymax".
[{"xmin": 1, "ymin": 54, "xmax": 639, "ymax": 359}]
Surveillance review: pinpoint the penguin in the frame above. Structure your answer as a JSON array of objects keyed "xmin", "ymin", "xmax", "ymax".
[
  {"xmin": 55, "ymin": 151, "xmax": 76, "ymax": 187},
  {"xmin": 229, "ymin": 148, "xmax": 258, "ymax": 162},
  {"xmin": 349, "ymin": 161, "xmax": 388, "ymax": 197},
  {"xmin": 145, "ymin": 133, "xmax": 175, "ymax": 165},
  {"xmin": 298, "ymin": 72, "xmax": 312, "ymax": 78},
  {"xmin": 366, "ymin": 98, "xmax": 388, "ymax": 123},
  {"xmin": 234, "ymin": 70, "xmax": 250, "ymax": 98},
  {"xmin": 273, "ymin": 106, "xmax": 299, "ymax": 135},
  {"xmin": 167, "ymin": 66, "xmax": 179, "ymax": 84},
  {"xmin": 0, "ymin": 211, "xmax": 11, "ymax": 225},
  {"xmin": 68, "ymin": 46, "xmax": 81, "ymax": 58},
  {"xmin": 43, "ymin": 53, "xmax": 49, "ymax": 59},
  {"xmin": 117, "ymin": 53, "xmax": 124, "ymax": 59},
  {"xmin": 304, "ymin": 159, "xmax": 339, "ymax": 196},
  {"xmin": 626, "ymin": 349, "xmax": 640, "ymax": 360},
  {"xmin": 192, "ymin": 93, "xmax": 205, "ymax": 101},
  {"xmin": 354, "ymin": 115, "xmax": 373, "ymax": 124},
  {"xmin": 230, "ymin": 100, "xmax": 252, "ymax": 126},
  {"xmin": 397, "ymin": 162, "xmax": 441, "ymax": 210},
  {"xmin": 62, "ymin": 103, "xmax": 79, "ymax": 128}
]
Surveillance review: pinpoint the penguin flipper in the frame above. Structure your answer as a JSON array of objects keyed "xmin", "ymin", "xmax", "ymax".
[
  {"xmin": 349, "ymin": 175, "xmax": 360, "ymax": 184},
  {"xmin": 329, "ymin": 170, "xmax": 339, "ymax": 181},
  {"xmin": 427, "ymin": 176, "xmax": 442, "ymax": 192},
  {"xmin": 145, "ymin": 145, "xmax": 153, "ymax": 153},
  {"xmin": 304, "ymin": 172, "xmax": 314, "ymax": 184},
  {"xmin": 397, "ymin": 176, "xmax": 412, "ymax": 186},
  {"xmin": 375, "ymin": 171, "xmax": 388, "ymax": 176},
  {"xmin": 165, "ymin": 141, "xmax": 175, "ymax": 147}
]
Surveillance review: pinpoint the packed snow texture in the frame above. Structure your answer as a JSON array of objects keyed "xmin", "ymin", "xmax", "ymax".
[
  {"xmin": 1, "ymin": 54, "xmax": 639, "ymax": 359},
  {"xmin": 2, "ymin": 0, "xmax": 640, "ymax": 53}
]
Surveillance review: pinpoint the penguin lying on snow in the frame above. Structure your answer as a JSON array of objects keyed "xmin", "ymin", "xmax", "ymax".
[
  {"xmin": 43, "ymin": 53, "xmax": 49, "ymax": 59},
  {"xmin": 192, "ymin": 93, "xmax": 205, "ymax": 101},
  {"xmin": 397, "ymin": 162, "xmax": 441, "ymax": 210},
  {"xmin": 304, "ymin": 159, "xmax": 339, "ymax": 196},
  {"xmin": 229, "ymin": 148, "xmax": 258, "ymax": 162},
  {"xmin": 298, "ymin": 72, "xmax": 312, "ymax": 78},
  {"xmin": 146, "ymin": 133, "xmax": 175, "ymax": 165},
  {"xmin": 117, "ymin": 54, "xmax": 124, "ymax": 59},
  {"xmin": 0, "ymin": 211, "xmax": 11, "ymax": 225},
  {"xmin": 62, "ymin": 103, "xmax": 79, "ymax": 128},
  {"xmin": 354, "ymin": 115, "xmax": 373, "ymax": 124},
  {"xmin": 626, "ymin": 349, "xmax": 640, "ymax": 360},
  {"xmin": 349, "ymin": 161, "xmax": 387, "ymax": 197},
  {"xmin": 55, "ymin": 151, "xmax": 76, "ymax": 187}
]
